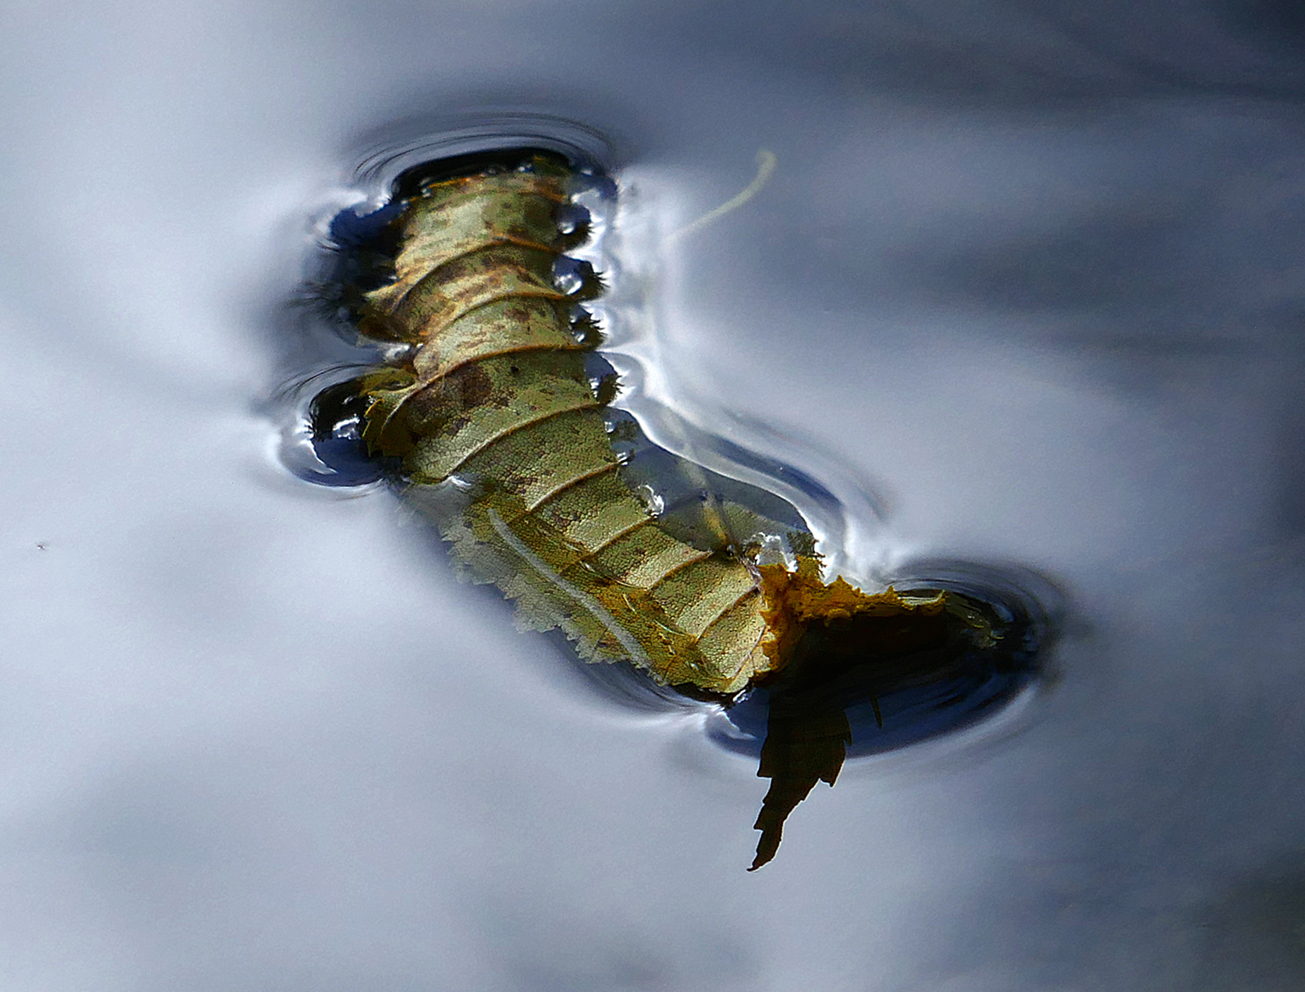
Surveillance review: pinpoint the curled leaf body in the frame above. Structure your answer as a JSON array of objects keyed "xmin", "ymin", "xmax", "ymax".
[{"xmin": 353, "ymin": 155, "xmax": 949, "ymax": 695}]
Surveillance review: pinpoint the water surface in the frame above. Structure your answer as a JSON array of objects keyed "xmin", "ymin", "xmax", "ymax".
[{"xmin": 4, "ymin": 2, "xmax": 1305, "ymax": 990}]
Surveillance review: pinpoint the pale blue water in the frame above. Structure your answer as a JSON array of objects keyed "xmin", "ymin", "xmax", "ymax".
[{"xmin": 4, "ymin": 3, "xmax": 1305, "ymax": 990}]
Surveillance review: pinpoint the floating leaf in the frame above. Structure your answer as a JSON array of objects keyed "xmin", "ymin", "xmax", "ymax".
[{"xmin": 308, "ymin": 147, "xmax": 1042, "ymax": 868}]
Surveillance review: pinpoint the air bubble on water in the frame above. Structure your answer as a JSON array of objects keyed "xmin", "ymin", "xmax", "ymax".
[
  {"xmin": 552, "ymin": 256, "xmax": 599, "ymax": 296},
  {"xmin": 555, "ymin": 202, "xmax": 590, "ymax": 236}
]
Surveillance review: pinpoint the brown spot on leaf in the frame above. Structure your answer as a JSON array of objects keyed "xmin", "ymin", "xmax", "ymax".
[{"xmin": 447, "ymin": 363, "xmax": 494, "ymax": 409}]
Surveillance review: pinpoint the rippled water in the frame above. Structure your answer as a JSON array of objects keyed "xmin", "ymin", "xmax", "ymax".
[{"xmin": 5, "ymin": 3, "xmax": 1305, "ymax": 990}]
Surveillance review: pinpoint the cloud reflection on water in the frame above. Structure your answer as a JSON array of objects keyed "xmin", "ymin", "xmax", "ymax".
[{"xmin": 3, "ymin": 1, "xmax": 1305, "ymax": 989}]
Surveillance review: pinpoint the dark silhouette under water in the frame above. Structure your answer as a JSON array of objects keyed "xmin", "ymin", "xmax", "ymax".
[{"xmin": 743, "ymin": 590, "xmax": 1042, "ymax": 869}]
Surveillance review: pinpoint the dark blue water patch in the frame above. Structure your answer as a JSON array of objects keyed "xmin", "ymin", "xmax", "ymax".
[
  {"xmin": 706, "ymin": 563, "xmax": 1055, "ymax": 762},
  {"xmin": 327, "ymin": 199, "xmax": 405, "ymax": 255},
  {"xmin": 348, "ymin": 113, "xmax": 616, "ymax": 194},
  {"xmin": 320, "ymin": 200, "xmax": 405, "ymax": 298},
  {"xmin": 287, "ymin": 374, "xmax": 396, "ymax": 488},
  {"xmin": 711, "ymin": 641, "xmax": 1037, "ymax": 759}
]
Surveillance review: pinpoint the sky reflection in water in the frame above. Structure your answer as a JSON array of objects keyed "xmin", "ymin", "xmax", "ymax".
[{"xmin": 3, "ymin": 1, "xmax": 1305, "ymax": 990}]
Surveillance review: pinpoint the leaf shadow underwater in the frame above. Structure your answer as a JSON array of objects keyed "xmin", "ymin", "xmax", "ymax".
[{"xmin": 561, "ymin": 559, "xmax": 1061, "ymax": 869}]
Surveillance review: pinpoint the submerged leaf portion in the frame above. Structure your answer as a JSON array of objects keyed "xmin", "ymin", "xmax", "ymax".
[{"xmin": 756, "ymin": 558, "xmax": 949, "ymax": 672}]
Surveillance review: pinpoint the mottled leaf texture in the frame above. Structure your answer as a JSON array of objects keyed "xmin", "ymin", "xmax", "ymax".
[{"xmin": 339, "ymin": 152, "xmax": 1003, "ymax": 867}]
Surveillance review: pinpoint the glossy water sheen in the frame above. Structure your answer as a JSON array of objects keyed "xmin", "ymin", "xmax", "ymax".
[{"xmin": 5, "ymin": 3, "xmax": 1305, "ymax": 990}]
